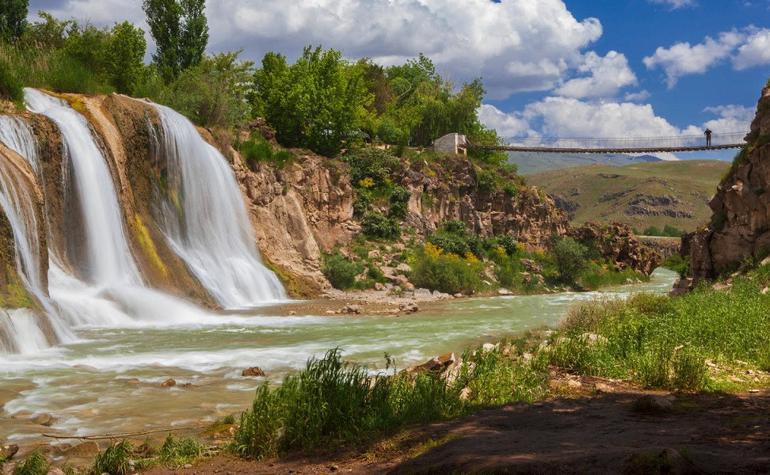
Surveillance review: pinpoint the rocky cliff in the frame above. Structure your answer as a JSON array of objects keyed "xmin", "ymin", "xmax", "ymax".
[{"xmin": 688, "ymin": 85, "xmax": 770, "ymax": 279}]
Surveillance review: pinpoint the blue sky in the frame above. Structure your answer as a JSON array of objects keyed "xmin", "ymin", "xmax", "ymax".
[{"xmin": 29, "ymin": 0, "xmax": 770, "ymax": 158}]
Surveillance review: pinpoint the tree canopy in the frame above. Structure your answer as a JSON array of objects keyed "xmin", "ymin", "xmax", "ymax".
[
  {"xmin": 0, "ymin": 0, "xmax": 27, "ymax": 42},
  {"xmin": 143, "ymin": 0, "xmax": 209, "ymax": 81}
]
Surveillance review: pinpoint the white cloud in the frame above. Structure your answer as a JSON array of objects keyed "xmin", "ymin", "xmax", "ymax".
[
  {"xmin": 682, "ymin": 105, "xmax": 754, "ymax": 136},
  {"xmin": 624, "ymin": 90, "xmax": 651, "ymax": 102},
  {"xmin": 554, "ymin": 51, "xmax": 637, "ymax": 99},
  {"xmin": 733, "ymin": 28, "xmax": 770, "ymax": 70},
  {"xmin": 30, "ymin": 0, "xmax": 603, "ymax": 99},
  {"xmin": 643, "ymin": 31, "xmax": 744, "ymax": 88},
  {"xmin": 478, "ymin": 104, "xmax": 530, "ymax": 138},
  {"xmin": 647, "ymin": 0, "xmax": 696, "ymax": 9}
]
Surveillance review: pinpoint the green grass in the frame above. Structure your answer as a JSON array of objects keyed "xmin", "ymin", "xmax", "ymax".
[
  {"xmin": 13, "ymin": 452, "xmax": 48, "ymax": 475},
  {"xmin": 528, "ymin": 160, "xmax": 728, "ymax": 233},
  {"xmin": 233, "ymin": 347, "xmax": 548, "ymax": 459},
  {"xmin": 90, "ymin": 440, "xmax": 133, "ymax": 475}
]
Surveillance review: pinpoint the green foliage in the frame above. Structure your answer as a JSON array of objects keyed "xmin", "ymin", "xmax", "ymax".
[
  {"xmin": 253, "ymin": 46, "xmax": 370, "ymax": 157},
  {"xmin": 0, "ymin": 55, "xmax": 22, "ymax": 102},
  {"xmin": 361, "ymin": 211, "xmax": 400, "ymax": 240},
  {"xmin": 643, "ymin": 225, "xmax": 683, "ymax": 237},
  {"xmin": 427, "ymin": 221, "xmax": 483, "ymax": 258},
  {"xmin": 344, "ymin": 147, "xmax": 401, "ymax": 187},
  {"xmin": 322, "ymin": 251, "xmax": 363, "ymax": 290},
  {"xmin": 106, "ymin": 21, "xmax": 147, "ymax": 94},
  {"xmin": 388, "ymin": 185, "xmax": 410, "ymax": 219},
  {"xmin": 0, "ymin": 0, "xmax": 27, "ymax": 42},
  {"xmin": 576, "ymin": 262, "xmax": 646, "ymax": 291},
  {"xmin": 410, "ymin": 243, "xmax": 484, "ymax": 294},
  {"xmin": 239, "ymin": 134, "xmax": 293, "ymax": 169},
  {"xmin": 12, "ymin": 452, "xmax": 48, "ymax": 475},
  {"xmin": 91, "ymin": 441, "xmax": 133, "ymax": 475},
  {"xmin": 158, "ymin": 435, "xmax": 203, "ymax": 467},
  {"xmin": 662, "ymin": 253, "xmax": 690, "ymax": 277},
  {"xmin": 143, "ymin": 0, "xmax": 208, "ymax": 81},
  {"xmin": 234, "ymin": 347, "xmax": 547, "ymax": 460},
  {"xmin": 155, "ymin": 51, "xmax": 254, "ymax": 127},
  {"xmin": 552, "ymin": 237, "xmax": 588, "ymax": 284}
]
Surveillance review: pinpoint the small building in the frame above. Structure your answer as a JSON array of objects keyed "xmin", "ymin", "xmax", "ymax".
[{"xmin": 433, "ymin": 133, "xmax": 468, "ymax": 155}]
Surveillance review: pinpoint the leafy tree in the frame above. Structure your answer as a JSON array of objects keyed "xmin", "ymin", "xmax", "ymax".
[
  {"xmin": 253, "ymin": 46, "xmax": 370, "ymax": 156},
  {"xmin": 0, "ymin": 0, "xmax": 27, "ymax": 42},
  {"xmin": 143, "ymin": 0, "xmax": 208, "ymax": 81},
  {"xmin": 160, "ymin": 52, "xmax": 253, "ymax": 127},
  {"xmin": 553, "ymin": 237, "xmax": 588, "ymax": 284},
  {"xmin": 23, "ymin": 11, "xmax": 72, "ymax": 48},
  {"xmin": 107, "ymin": 22, "xmax": 147, "ymax": 94}
]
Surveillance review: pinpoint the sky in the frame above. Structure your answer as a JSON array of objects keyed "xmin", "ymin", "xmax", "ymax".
[{"xmin": 27, "ymin": 0, "xmax": 770, "ymax": 159}]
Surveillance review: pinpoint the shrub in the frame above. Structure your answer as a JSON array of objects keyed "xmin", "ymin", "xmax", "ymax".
[
  {"xmin": 343, "ymin": 147, "xmax": 401, "ymax": 188},
  {"xmin": 239, "ymin": 134, "xmax": 293, "ymax": 170},
  {"xmin": 388, "ymin": 185, "xmax": 410, "ymax": 219},
  {"xmin": 662, "ymin": 254, "xmax": 689, "ymax": 277},
  {"xmin": 671, "ymin": 349, "xmax": 707, "ymax": 390},
  {"xmin": 13, "ymin": 452, "xmax": 48, "ymax": 475},
  {"xmin": 361, "ymin": 211, "xmax": 400, "ymax": 240},
  {"xmin": 322, "ymin": 252, "xmax": 363, "ymax": 290},
  {"xmin": 552, "ymin": 237, "xmax": 588, "ymax": 284},
  {"xmin": 476, "ymin": 168, "xmax": 499, "ymax": 193},
  {"xmin": 410, "ymin": 243, "xmax": 484, "ymax": 294},
  {"xmin": 0, "ymin": 56, "xmax": 22, "ymax": 102},
  {"xmin": 427, "ymin": 221, "xmax": 484, "ymax": 258},
  {"xmin": 158, "ymin": 435, "xmax": 203, "ymax": 467},
  {"xmin": 91, "ymin": 441, "xmax": 133, "ymax": 475}
]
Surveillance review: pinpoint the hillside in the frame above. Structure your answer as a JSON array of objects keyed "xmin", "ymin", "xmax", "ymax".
[
  {"xmin": 508, "ymin": 152, "xmax": 662, "ymax": 175},
  {"xmin": 529, "ymin": 160, "xmax": 729, "ymax": 233}
]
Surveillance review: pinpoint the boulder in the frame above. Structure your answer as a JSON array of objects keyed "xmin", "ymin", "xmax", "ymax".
[
  {"xmin": 413, "ymin": 288, "xmax": 432, "ymax": 299},
  {"xmin": 31, "ymin": 413, "xmax": 55, "ymax": 427},
  {"xmin": 0, "ymin": 444, "xmax": 18, "ymax": 460},
  {"xmin": 497, "ymin": 288, "xmax": 512, "ymax": 296},
  {"xmin": 341, "ymin": 304, "xmax": 362, "ymax": 315},
  {"xmin": 242, "ymin": 367, "xmax": 266, "ymax": 377},
  {"xmin": 161, "ymin": 378, "xmax": 177, "ymax": 388},
  {"xmin": 398, "ymin": 301, "xmax": 419, "ymax": 314}
]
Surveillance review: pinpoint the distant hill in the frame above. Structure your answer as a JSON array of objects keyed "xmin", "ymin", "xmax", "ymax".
[
  {"xmin": 528, "ymin": 160, "xmax": 729, "ymax": 233},
  {"xmin": 509, "ymin": 152, "xmax": 662, "ymax": 175}
]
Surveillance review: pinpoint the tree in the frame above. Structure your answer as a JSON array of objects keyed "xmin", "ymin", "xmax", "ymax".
[
  {"xmin": 0, "ymin": 0, "xmax": 27, "ymax": 42},
  {"xmin": 553, "ymin": 237, "xmax": 588, "ymax": 284},
  {"xmin": 143, "ymin": 0, "xmax": 182, "ymax": 81},
  {"xmin": 179, "ymin": 0, "xmax": 208, "ymax": 70},
  {"xmin": 107, "ymin": 22, "xmax": 147, "ymax": 94},
  {"xmin": 143, "ymin": 0, "xmax": 208, "ymax": 82},
  {"xmin": 253, "ymin": 46, "xmax": 371, "ymax": 156}
]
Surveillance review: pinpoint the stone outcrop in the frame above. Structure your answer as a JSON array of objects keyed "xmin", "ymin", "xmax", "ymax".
[
  {"xmin": 570, "ymin": 222, "xmax": 661, "ymax": 275},
  {"xmin": 688, "ymin": 85, "xmax": 770, "ymax": 279}
]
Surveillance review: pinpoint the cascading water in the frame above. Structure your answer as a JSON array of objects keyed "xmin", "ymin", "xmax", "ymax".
[
  {"xmin": 153, "ymin": 104, "xmax": 286, "ymax": 308},
  {"xmin": 0, "ymin": 117, "xmax": 72, "ymax": 353}
]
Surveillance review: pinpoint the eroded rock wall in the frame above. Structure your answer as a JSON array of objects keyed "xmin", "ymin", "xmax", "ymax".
[{"xmin": 688, "ymin": 85, "xmax": 770, "ymax": 279}]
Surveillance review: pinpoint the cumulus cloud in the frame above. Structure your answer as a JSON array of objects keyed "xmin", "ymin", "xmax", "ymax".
[
  {"xmin": 681, "ymin": 105, "xmax": 754, "ymax": 136},
  {"xmin": 554, "ymin": 51, "xmax": 637, "ymax": 99},
  {"xmin": 29, "ymin": 0, "xmax": 603, "ymax": 99},
  {"xmin": 733, "ymin": 28, "xmax": 770, "ymax": 70},
  {"xmin": 624, "ymin": 90, "xmax": 651, "ymax": 102},
  {"xmin": 647, "ymin": 0, "xmax": 696, "ymax": 9},
  {"xmin": 644, "ymin": 27, "xmax": 770, "ymax": 87},
  {"xmin": 643, "ymin": 31, "xmax": 744, "ymax": 88},
  {"xmin": 477, "ymin": 104, "xmax": 530, "ymax": 138}
]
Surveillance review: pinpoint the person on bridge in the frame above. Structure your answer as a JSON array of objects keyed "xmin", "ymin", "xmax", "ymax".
[{"xmin": 705, "ymin": 128, "xmax": 713, "ymax": 147}]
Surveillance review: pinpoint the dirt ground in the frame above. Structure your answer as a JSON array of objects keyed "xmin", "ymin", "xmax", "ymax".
[{"xmin": 144, "ymin": 378, "xmax": 770, "ymax": 474}]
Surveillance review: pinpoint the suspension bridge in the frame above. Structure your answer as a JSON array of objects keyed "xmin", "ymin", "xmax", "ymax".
[{"xmin": 435, "ymin": 132, "xmax": 747, "ymax": 155}]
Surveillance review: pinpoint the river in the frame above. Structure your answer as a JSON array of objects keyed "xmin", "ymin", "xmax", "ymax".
[{"xmin": 0, "ymin": 268, "xmax": 677, "ymax": 446}]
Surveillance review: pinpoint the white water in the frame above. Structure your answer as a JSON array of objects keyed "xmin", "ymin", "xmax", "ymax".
[
  {"xmin": 153, "ymin": 104, "xmax": 285, "ymax": 308},
  {"xmin": 0, "ymin": 116, "xmax": 39, "ymax": 174}
]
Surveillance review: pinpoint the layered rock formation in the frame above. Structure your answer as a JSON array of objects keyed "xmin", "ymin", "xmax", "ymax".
[
  {"xmin": 570, "ymin": 223, "xmax": 661, "ymax": 275},
  {"xmin": 688, "ymin": 85, "xmax": 770, "ymax": 279}
]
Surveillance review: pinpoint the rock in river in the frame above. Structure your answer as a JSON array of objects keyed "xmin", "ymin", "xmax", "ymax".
[{"xmin": 242, "ymin": 367, "xmax": 266, "ymax": 377}]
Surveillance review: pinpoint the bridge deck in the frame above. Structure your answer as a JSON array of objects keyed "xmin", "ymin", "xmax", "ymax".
[{"xmin": 474, "ymin": 144, "xmax": 744, "ymax": 154}]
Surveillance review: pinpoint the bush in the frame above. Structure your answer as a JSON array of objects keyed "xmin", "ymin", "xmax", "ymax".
[
  {"xmin": 12, "ymin": 452, "xmax": 48, "ymax": 475},
  {"xmin": 0, "ymin": 56, "xmax": 22, "ymax": 102},
  {"xmin": 388, "ymin": 185, "xmax": 410, "ymax": 219},
  {"xmin": 552, "ymin": 237, "xmax": 588, "ymax": 284},
  {"xmin": 239, "ymin": 134, "xmax": 293, "ymax": 170},
  {"xmin": 322, "ymin": 252, "xmax": 363, "ymax": 290},
  {"xmin": 361, "ymin": 211, "xmax": 400, "ymax": 240},
  {"xmin": 158, "ymin": 435, "xmax": 204, "ymax": 467},
  {"xmin": 662, "ymin": 254, "xmax": 689, "ymax": 277},
  {"xmin": 427, "ymin": 221, "xmax": 484, "ymax": 258},
  {"xmin": 91, "ymin": 441, "xmax": 133, "ymax": 475},
  {"xmin": 410, "ymin": 243, "xmax": 484, "ymax": 294}
]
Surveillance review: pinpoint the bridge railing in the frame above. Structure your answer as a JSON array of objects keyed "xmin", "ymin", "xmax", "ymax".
[{"xmin": 499, "ymin": 132, "xmax": 747, "ymax": 150}]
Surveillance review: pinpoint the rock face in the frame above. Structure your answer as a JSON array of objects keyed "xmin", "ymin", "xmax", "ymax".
[
  {"xmin": 570, "ymin": 222, "xmax": 661, "ymax": 275},
  {"xmin": 688, "ymin": 85, "xmax": 770, "ymax": 279}
]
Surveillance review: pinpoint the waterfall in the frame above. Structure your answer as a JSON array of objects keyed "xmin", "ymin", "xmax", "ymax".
[
  {"xmin": 25, "ymin": 89, "xmax": 142, "ymax": 285},
  {"xmin": 153, "ymin": 104, "xmax": 286, "ymax": 308},
  {"xmin": 0, "ymin": 117, "xmax": 72, "ymax": 353}
]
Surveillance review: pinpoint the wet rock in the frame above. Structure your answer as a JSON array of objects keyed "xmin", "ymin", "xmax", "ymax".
[
  {"xmin": 399, "ymin": 301, "xmax": 419, "ymax": 314},
  {"xmin": 31, "ymin": 413, "xmax": 55, "ymax": 427},
  {"xmin": 242, "ymin": 367, "xmax": 266, "ymax": 378},
  {"xmin": 413, "ymin": 288, "xmax": 432, "ymax": 299},
  {"xmin": 410, "ymin": 352, "xmax": 460, "ymax": 376},
  {"xmin": 161, "ymin": 378, "xmax": 177, "ymax": 388},
  {"xmin": 453, "ymin": 293, "xmax": 463, "ymax": 298},
  {"xmin": 0, "ymin": 444, "xmax": 18, "ymax": 460},
  {"xmin": 341, "ymin": 304, "xmax": 361, "ymax": 315},
  {"xmin": 498, "ymin": 288, "xmax": 512, "ymax": 296}
]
